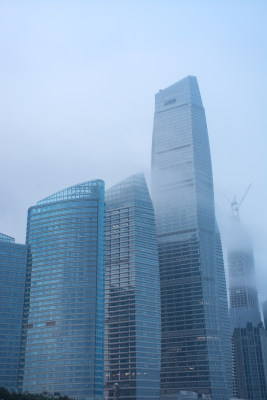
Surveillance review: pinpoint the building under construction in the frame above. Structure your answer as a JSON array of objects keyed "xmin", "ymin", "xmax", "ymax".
[{"xmin": 227, "ymin": 188, "xmax": 267, "ymax": 399}]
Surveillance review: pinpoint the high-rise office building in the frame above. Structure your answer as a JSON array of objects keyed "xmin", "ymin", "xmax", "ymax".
[
  {"xmin": 18, "ymin": 180, "xmax": 105, "ymax": 400},
  {"xmin": 0, "ymin": 233, "xmax": 27, "ymax": 391},
  {"xmin": 228, "ymin": 215, "xmax": 267, "ymax": 399},
  {"xmin": 104, "ymin": 173, "xmax": 161, "ymax": 400},
  {"xmin": 231, "ymin": 322, "xmax": 267, "ymax": 399},
  {"xmin": 151, "ymin": 76, "xmax": 231, "ymax": 399}
]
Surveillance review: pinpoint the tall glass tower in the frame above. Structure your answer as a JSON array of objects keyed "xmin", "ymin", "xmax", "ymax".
[
  {"xmin": 104, "ymin": 174, "xmax": 161, "ymax": 400},
  {"xmin": 151, "ymin": 76, "xmax": 231, "ymax": 399},
  {"xmin": 18, "ymin": 180, "xmax": 105, "ymax": 400},
  {"xmin": 0, "ymin": 233, "xmax": 27, "ymax": 391}
]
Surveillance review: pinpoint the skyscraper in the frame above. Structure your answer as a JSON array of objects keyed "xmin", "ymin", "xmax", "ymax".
[
  {"xmin": 231, "ymin": 323, "xmax": 267, "ymax": 399},
  {"xmin": 0, "ymin": 233, "xmax": 27, "ymax": 391},
  {"xmin": 151, "ymin": 76, "xmax": 231, "ymax": 399},
  {"xmin": 228, "ymin": 213, "xmax": 261, "ymax": 331},
  {"xmin": 104, "ymin": 173, "xmax": 161, "ymax": 400},
  {"xmin": 18, "ymin": 180, "xmax": 105, "ymax": 400},
  {"xmin": 228, "ymin": 214, "xmax": 267, "ymax": 399}
]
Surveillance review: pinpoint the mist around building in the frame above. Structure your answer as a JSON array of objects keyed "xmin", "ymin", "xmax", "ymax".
[{"xmin": 1, "ymin": 77, "xmax": 267, "ymax": 400}]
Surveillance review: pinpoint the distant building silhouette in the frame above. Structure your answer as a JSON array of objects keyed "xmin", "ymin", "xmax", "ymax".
[
  {"xmin": 104, "ymin": 174, "xmax": 161, "ymax": 400},
  {"xmin": 0, "ymin": 233, "xmax": 27, "ymax": 391},
  {"xmin": 151, "ymin": 76, "xmax": 231, "ymax": 399},
  {"xmin": 18, "ymin": 180, "xmax": 105, "ymax": 400}
]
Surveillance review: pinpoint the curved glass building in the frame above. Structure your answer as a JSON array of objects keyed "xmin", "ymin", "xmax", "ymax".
[
  {"xmin": 18, "ymin": 180, "xmax": 105, "ymax": 400},
  {"xmin": 104, "ymin": 174, "xmax": 161, "ymax": 400},
  {"xmin": 151, "ymin": 76, "xmax": 231, "ymax": 399}
]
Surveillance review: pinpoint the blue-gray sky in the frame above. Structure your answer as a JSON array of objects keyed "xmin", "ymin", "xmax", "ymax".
[{"xmin": 0, "ymin": 1, "xmax": 266, "ymax": 299}]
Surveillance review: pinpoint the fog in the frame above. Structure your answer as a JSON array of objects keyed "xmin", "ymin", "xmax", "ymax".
[{"xmin": 0, "ymin": 1, "xmax": 266, "ymax": 300}]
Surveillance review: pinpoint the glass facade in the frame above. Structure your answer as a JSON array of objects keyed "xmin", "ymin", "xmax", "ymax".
[
  {"xmin": 104, "ymin": 173, "xmax": 161, "ymax": 400},
  {"xmin": 18, "ymin": 180, "xmax": 105, "ymax": 400},
  {"xmin": 232, "ymin": 323, "xmax": 267, "ymax": 399},
  {"xmin": 228, "ymin": 216, "xmax": 267, "ymax": 399},
  {"xmin": 0, "ymin": 233, "xmax": 27, "ymax": 391},
  {"xmin": 151, "ymin": 76, "xmax": 231, "ymax": 399}
]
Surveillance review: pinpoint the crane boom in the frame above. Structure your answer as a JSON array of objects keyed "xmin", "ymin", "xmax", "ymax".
[{"xmin": 238, "ymin": 183, "xmax": 252, "ymax": 209}]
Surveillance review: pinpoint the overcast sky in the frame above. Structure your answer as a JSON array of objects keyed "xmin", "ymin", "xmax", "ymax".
[{"xmin": 0, "ymin": 0, "xmax": 266, "ymax": 299}]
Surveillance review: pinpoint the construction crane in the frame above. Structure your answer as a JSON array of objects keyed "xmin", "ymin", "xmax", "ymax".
[{"xmin": 231, "ymin": 183, "xmax": 252, "ymax": 218}]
